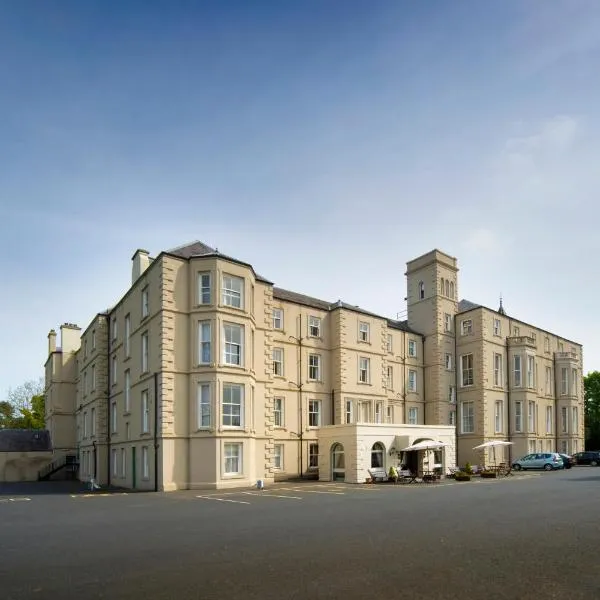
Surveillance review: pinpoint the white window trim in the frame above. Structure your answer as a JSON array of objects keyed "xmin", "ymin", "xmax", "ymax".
[
  {"xmin": 198, "ymin": 272, "xmax": 212, "ymax": 305},
  {"xmin": 308, "ymin": 354, "xmax": 321, "ymax": 381},
  {"xmin": 408, "ymin": 339, "xmax": 417, "ymax": 358},
  {"xmin": 198, "ymin": 320, "xmax": 212, "ymax": 365},
  {"xmin": 308, "ymin": 399, "xmax": 321, "ymax": 427},
  {"xmin": 461, "ymin": 401, "xmax": 474, "ymax": 434},
  {"xmin": 514, "ymin": 401, "xmax": 523, "ymax": 433},
  {"xmin": 197, "ymin": 382, "xmax": 211, "ymax": 429},
  {"xmin": 460, "ymin": 354, "xmax": 473, "ymax": 387},
  {"xmin": 223, "ymin": 322, "xmax": 244, "ymax": 367},
  {"xmin": 222, "ymin": 383, "xmax": 245, "ymax": 428},
  {"xmin": 272, "ymin": 347, "xmax": 284, "ymax": 376},
  {"xmin": 308, "ymin": 316, "xmax": 321, "ymax": 338},
  {"xmin": 221, "ymin": 274, "xmax": 244, "ymax": 309},
  {"xmin": 461, "ymin": 319, "xmax": 472, "ymax": 336},
  {"xmin": 408, "ymin": 406, "xmax": 418, "ymax": 425},
  {"xmin": 358, "ymin": 357, "xmax": 370, "ymax": 384},
  {"xmin": 273, "ymin": 444, "xmax": 283, "ymax": 470},
  {"xmin": 141, "ymin": 390, "xmax": 150, "ymax": 434},
  {"xmin": 358, "ymin": 321, "xmax": 370, "ymax": 343},
  {"xmin": 273, "ymin": 397, "xmax": 284, "ymax": 428},
  {"xmin": 407, "ymin": 369, "xmax": 417, "ymax": 393},
  {"xmin": 272, "ymin": 308, "xmax": 283, "ymax": 330}
]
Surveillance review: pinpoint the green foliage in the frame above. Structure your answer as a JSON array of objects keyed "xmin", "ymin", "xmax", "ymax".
[
  {"xmin": 464, "ymin": 462, "xmax": 473, "ymax": 475},
  {"xmin": 584, "ymin": 371, "xmax": 600, "ymax": 449},
  {"xmin": 454, "ymin": 471, "xmax": 471, "ymax": 481},
  {"xmin": 0, "ymin": 378, "xmax": 45, "ymax": 430}
]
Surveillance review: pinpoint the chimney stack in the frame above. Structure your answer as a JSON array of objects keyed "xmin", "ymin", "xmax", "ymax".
[
  {"xmin": 60, "ymin": 323, "xmax": 82, "ymax": 354},
  {"xmin": 132, "ymin": 249, "xmax": 151, "ymax": 284},
  {"xmin": 48, "ymin": 329, "xmax": 57, "ymax": 354}
]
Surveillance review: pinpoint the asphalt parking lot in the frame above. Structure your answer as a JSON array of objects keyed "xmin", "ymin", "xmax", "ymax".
[{"xmin": 1, "ymin": 468, "xmax": 600, "ymax": 600}]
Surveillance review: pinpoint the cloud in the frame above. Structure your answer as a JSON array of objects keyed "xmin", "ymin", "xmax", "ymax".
[{"xmin": 504, "ymin": 115, "xmax": 581, "ymax": 160}]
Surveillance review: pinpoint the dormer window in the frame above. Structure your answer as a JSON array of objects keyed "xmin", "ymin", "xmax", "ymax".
[{"xmin": 418, "ymin": 281, "xmax": 425, "ymax": 300}]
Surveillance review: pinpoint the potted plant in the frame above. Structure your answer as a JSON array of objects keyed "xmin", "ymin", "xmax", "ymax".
[
  {"xmin": 480, "ymin": 470, "xmax": 497, "ymax": 478},
  {"xmin": 454, "ymin": 471, "xmax": 471, "ymax": 482}
]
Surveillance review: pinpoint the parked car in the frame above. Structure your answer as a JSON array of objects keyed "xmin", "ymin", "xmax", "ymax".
[
  {"xmin": 572, "ymin": 451, "xmax": 600, "ymax": 466},
  {"xmin": 558, "ymin": 453, "xmax": 575, "ymax": 469},
  {"xmin": 512, "ymin": 453, "xmax": 563, "ymax": 471}
]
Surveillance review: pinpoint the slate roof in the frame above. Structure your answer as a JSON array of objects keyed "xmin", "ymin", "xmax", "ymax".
[
  {"xmin": 458, "ymin": 299, "xmax": 481, "ymax": 313},
  {"xmin": 272, "ymin": 288, "xmax": 421, "ymax": 335},
  {"xmin": 0, "ymin": 429, "xmax": 52, "ymax": 452},
  {"xmin": 165, "ymin": 241, "xmax": 272, "ymax": 283}
]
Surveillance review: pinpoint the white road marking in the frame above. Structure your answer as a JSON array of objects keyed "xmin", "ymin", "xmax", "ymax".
[
  {"xmin": 0, "ymin": 497, "xmax": 31, "ymax": 503},
  {"xmin": 196, "ymin": 495, "xmax": 250, "ymax": 505},
  {"xmin": 70, "ymin": 493, "xmax": 128, "ymax": 498},
  {"xmin": 280, "ymin": 488, "xmax": 345, "ymax": 495},
  {"xmin": 241, "ymin": 492, "xmax": 302, "ymax": 500}
]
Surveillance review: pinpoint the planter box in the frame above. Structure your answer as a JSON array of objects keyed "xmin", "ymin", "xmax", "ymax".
[
  {"xmin": 454, "ymin": 475, "xmax": 471, "ymax": 482},
  {"xmin": 480, "ymin": 472, "xmax": 497, "ymax": 479}
]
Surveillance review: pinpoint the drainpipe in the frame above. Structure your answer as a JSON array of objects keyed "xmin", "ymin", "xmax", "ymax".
[
  {"xmin": 554, "ymin": 355, "xmax": 558, "ymax": 454},
  {"xmin": 506, "ymin": 335, "xmax": 512, "ymax": 465},
  {"xmin": 453, "ymin": 314, "xmax": 459, "ymax": 466},
  {"xmin": 107, "ymin": 317, "xmax": 112, "ymax": 488},
  {"xmin": 154, "ymin": 371, "xmax": 159, "ymax": 493},
  {"xmin": 401, "ymin": 346, "xmax": 407, "ymax": 424},
  {"xmin": 421, "ymin": 334, "xmax": 426, "ymax": 424},
  {"xmin": 289, "ymin": 315, "xmax": 304, "ymax": 479}
]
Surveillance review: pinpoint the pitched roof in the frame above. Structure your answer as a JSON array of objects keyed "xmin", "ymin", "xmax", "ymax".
[
  {"xmin": 458, "ymin": 299, "xmax": 481, "ymax": 312},
  {"xmin": 272, "ymin": 288, "xmax": 422, "ymax": 335},
  {"xmin": 0, "ymin": 429, "xmax": 52, "ymax": 452},
  {"xmin": 166, "ymin": 240, "xmax": 216, "ymax": 259},
  {"xmin": 165, "ymin": 240, "xmax": 272, "ymax": 283}
]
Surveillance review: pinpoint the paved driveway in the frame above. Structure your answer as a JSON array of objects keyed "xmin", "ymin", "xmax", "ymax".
[{"xmin": 1, "ymin": 468, "xmax": 599, "ymax": 599}]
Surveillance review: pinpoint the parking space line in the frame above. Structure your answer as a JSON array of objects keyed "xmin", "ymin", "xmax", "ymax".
[
  {"xmin": 196, "ymin": 495, "xmax": 250, "ymax": 505},
  {"xmin": 70, "ymin": 493, "xmax": 129, "ymax": 498},
  {"xmin": 241, "ymin": 492, "xmax": 302, "ymax": 500},
  {"xmin": 279, "ymin": 488, "xmax": 345, "ymax": 495},
  {"xmin": 0, "ymin": 497, "xmax": 31, "ymax": 503}
]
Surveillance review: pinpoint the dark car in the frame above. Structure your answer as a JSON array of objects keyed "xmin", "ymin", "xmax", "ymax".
[
  {"xmin": 558, "ymin": 453, "xmax": 574, "ymax": 469},
  {"xmin": 572, "ymin": 451, "xmax": 600, "ymax": 466}
]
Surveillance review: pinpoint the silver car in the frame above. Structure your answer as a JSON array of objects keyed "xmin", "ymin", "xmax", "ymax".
[{"xmin": 512, "ymin": 453, "xmax": 563, "ymax": 471}]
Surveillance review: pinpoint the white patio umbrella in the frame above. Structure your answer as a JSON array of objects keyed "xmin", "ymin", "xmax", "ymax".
[
  {"xmin": 402, "ymin": 440, "xmax": 448, "ymax": 452},
  {"xmin": 472, "ymin": 440, "xmax": 513, "ymax": 466},
  {"xmin": 401, "ymin": 440, "xmax": 449, "ymax": 473}
]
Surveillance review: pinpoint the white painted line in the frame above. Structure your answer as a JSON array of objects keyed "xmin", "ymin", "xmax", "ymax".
[
  {"xmin": 71, "ymin": 493, "xmax": 128, "ymax": 498},
  {"xmin": 241, "ymin": 492, "xmax": 302, "ymax": 500},
  {"xmin": 196, "ymin": 495, "xmax": 250, "ymax": 505},
  {"xmin": 282, "ymin": 488, "xmax": 345, "ymax": 495},
  {"xmin": 0, "ymin": 497, "xmax": 31, "ymax": 503}
]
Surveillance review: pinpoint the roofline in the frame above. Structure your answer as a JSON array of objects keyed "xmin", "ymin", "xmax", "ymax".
[{"xmin": 456, "ymin": 304, "xmax": 582, "ymax": 347}]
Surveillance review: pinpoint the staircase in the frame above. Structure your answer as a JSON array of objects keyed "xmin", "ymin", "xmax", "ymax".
[{"xmin": 38, "ymin": 454, "xmax": 79, "ymax": 481}]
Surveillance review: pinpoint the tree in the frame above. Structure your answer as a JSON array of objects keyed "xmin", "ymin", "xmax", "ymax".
[
  {"xmin": 0, "ymin": 400, "xmax": 16, "ymax": 429},
  {"xmin": 1, "ymin": 377, "xmax": 46, "ymax": 430},
  {"xmin": 584, "ymin": 371, "xmax": 600, "ymax": 450}
]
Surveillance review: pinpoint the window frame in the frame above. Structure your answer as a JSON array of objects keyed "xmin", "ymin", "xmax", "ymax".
[
  {"xmin": 308, "ymin": 399, "xmax": 321, "ymax": 427},
  {"xmin": 197, "ymin": 382, "xmax": 211, "ymax": 429},
  {"xmin": 308, "ymin": 354, "xmax": 321, "ymax": 381},
  {"xmin": 407, "ymin": 369, "xmax": 417, "ymax": 392},
  {"xmin": 273, "ymin": 397, "xmax": 284, "ymax": 427},
  {"xmin": 461, "ymin": 401, "xmax": 474, "ymax": 433},
  {"xmin": 222, "ymin": 383, "xmax": 244, "ymax": 428},
  {"xmin": 308, "ymin": 316, "xmax": 321, "ymax": 338},
  {"xmin": 358, "ymin": 321, "xmax": 370, "ymax": 343},
  {"xmin": 408, "ymin": 339, "xmax": 417, "ymax": 357},
  {"xmin": 272, "ymin": 347, "xmax": 284, "ymax": 376},
  {"xmin": 223, "ymin": 322, "xmax": 244, "ymax": 367},
  {"xmin": 221, "ymin": 274, "xmax": 244, "ymax": 309},
  {"xmin": 141, "ymin": 390, "xmax": 150, "ymax": 434},
  {"xmin": 358, "ymin": 357, "xmax": 370, "ymax": 384},
  {"xmin": 198, "ymin": 320, "xmax": 212, "ymax": 365},
  {"xmin": 198, "ymin": 272, "xmax": 211, "ymax": 305},
  {"xmin": 460, "ymin": 354, "xmax": 473, "ymax": 387},
  {"xmin": 272, "ymin": 308, "xmax": 283, "ymax": 330}
]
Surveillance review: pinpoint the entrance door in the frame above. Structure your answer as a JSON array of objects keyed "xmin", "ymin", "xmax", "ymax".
[
  {"xmin": 132, "ymin": 447, "xmax": 137, "ymax": 490},
  {"xmin": 331, "ymin": 443, "xmax": 345, "ymax": 481}
]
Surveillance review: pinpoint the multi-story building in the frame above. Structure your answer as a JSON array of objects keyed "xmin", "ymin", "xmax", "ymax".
[{"xmin": 43, "ymin": 243, "xmax": 583, "ymax": 489}]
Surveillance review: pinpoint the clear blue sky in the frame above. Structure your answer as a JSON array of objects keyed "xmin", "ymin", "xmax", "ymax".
[{"xmin": 2, "ymin": 0, "xmax": 599, "ymax": 399}]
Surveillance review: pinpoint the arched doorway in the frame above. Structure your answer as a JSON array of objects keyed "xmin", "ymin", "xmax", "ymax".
[
  {"xmin": 331, "ymin": 443, "xmax": 345, "ymax": 481},
  {"xmin": 371, "ymin": 442, "xmax": 385, "ymax": 468}
]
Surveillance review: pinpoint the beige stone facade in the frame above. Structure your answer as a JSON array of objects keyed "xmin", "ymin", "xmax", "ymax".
[{"xmin": 43, "ymin": 243, "xmax": 583, "ymax": 489}]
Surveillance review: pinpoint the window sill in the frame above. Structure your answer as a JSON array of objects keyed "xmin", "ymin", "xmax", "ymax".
[
  {"xmin": 357, "ymin": 340, "xmax": 371, "ymax": 345},
  {"xmin": 195, "ymin": 427, "xmax": 213, "ymax": 433},
  {"xmin": 358, "ymin": 382, "xmax": 371, "ymax": 386},
  {"xmin": 273, "ymin": 374, "xmax": 285, "ymax": 380},
  {"xmin": 222, "ymin": 473, "xmax": 244, "ymax": 479}
]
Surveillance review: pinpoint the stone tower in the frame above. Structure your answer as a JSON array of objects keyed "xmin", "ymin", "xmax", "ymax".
[{"xmin": 405, "ymin": 250, "xmax": 459, "ymax": 426}]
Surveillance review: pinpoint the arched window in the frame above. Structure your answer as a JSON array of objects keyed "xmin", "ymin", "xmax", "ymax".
[
  {"xmin": 445, "ymin": 280, "xmax": 450, "ymax": 297},
  {"xmin": 371, "ymin": 442, "xmax": 385, "ymax": 468},
  {"xmin": 418, "ymin": 281, "xmax": 425, "ymax": 300},
  {"xmin": 450, "ymin": 281, "xmax": 455, "ymax": 299},
  {"xmin": 440, "ymin": 278, "xmax": 445, "ymax": 295}
]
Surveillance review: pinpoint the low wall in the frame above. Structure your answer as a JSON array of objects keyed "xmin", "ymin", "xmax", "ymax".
[{"xmin": 0, "ymin": 451, "xmax": 53, "ymax": 482}]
